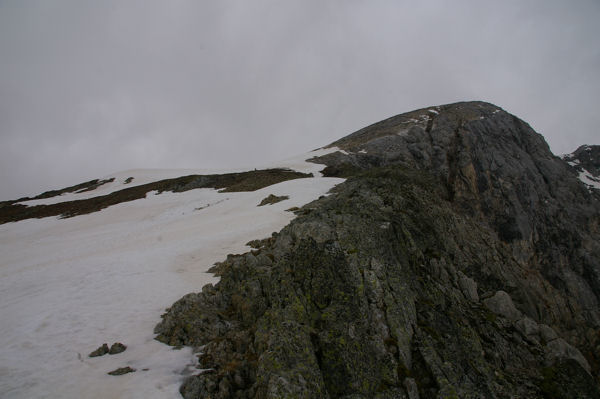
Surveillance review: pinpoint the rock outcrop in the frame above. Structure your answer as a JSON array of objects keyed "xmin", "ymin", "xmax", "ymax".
[
  {"xmin": 88, "ymin": 343, "xmax": 110, "ymax": 358},
  {"xmin": 562, "ymin": 145, "xmax": 600, "ymax": 192},
  {"xmin": 156, "ymin": 101, "xmax": 600, "ymax": 398},
  {"xmin": 107, "ymin": 366, "xmax": 136, "ymax": 376}
]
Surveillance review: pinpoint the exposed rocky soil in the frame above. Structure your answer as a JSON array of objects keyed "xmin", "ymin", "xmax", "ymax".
[
  {"xmin": 26, "ymin": 177, "xmax": 116, "ymax": 200},
  {"xmin": 0, "ymin": 169, "xmax": 311, "ymax": 224},
  {"xmin": 107, "ymin": 366, "xmax": 136, "ymax": 376},
  {"xmin": 88, "ymin": 342, "xmax": 127, "ymax": 357},
  {"xmin": 89, "ymin": 344, "xmax": 110, "ymax": 358},
  {"xmin": 258, "ymin": 195, "xmax": 290, "ymax": 206},
  {"xmin": 156, "ymin": 102, "xmax": 600, "ymax": 398}
]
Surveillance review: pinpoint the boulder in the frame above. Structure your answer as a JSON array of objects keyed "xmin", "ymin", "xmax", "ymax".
[
  {"xmin": 88, "ymin": 343, "xmax": 109, "ymax": 358},
  {"xmin": 482, "ymin": 291, "xmax": 522, "ymax": 321}
]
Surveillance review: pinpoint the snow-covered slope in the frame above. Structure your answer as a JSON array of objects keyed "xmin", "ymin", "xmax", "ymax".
[
  {"xmin": 14, "ymin": 148, "xmax": 339, "ymax": 207},
  {"xmin": 562, "ymin": 144, "xmax": 600, "ymax": 192},
  {"xmin": 0, "ymin": 149, "xmax": 344, "ymax": 398}
]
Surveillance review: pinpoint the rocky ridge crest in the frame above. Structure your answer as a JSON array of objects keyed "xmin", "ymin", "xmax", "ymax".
[{"xmin": 156, "ymin": 101, "xmax": 600, "ymax": 398}]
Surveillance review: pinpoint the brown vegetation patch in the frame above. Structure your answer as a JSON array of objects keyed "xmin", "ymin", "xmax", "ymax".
[
  {"xmin": 0, "ymin": 169, "xmax": 311, "ymax": 224},
  {"xmin": 33, "ymin": 178, "xmax": 115, "ymax": 200},
  {"xmin": 258, "ymin": 194, "xmax": 289, "ymax": 206}
]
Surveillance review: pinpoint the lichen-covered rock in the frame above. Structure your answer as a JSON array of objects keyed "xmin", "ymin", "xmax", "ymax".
[
  {"xmin": 109, "ymin": 342, "xmax": 126, "ymax": 355},
  {"xmin": 539, "ymin": 324, "xmax": 559, "ymax": 343},
  {"xmin": 544, "ymin": 338, "xmax": 591, "ymax": 374},
  {"xmin": 88, "ymin": 343, "xmax": 109, "ymax": 357},
  {"xmin": 156, "ymin": 102, "xmax": 600, "ymax": 398},
  {"xmin": 107, "ymin": 366, "xmax": 135, "ymax": 376},
  {"xmin": 483, "ymin": 291, "xmax": 522, "ymax": 321},
  {"xmin": 515, "ymin": 317, "xmax": 540, "ymax": 342},
  {"xmin": 403, "ymin": 378, "xmax": 419, "ymax": 399},
  {"xmin": 458, "ymin": 272, "xmax": 479, "ymax": 303}
]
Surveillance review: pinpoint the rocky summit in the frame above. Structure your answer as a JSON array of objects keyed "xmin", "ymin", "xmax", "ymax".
[{"xmin": 155, "ymin": 101, "xmax": 600, "ymax": 398}]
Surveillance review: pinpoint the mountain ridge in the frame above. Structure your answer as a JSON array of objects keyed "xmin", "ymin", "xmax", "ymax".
[
  {"xmin": 1, "ymin": 101, "xmax": 599, "ymax": 398},
  {"xmin": 155, "ymin": 101, "xmax": 600, "ymax": 398}
]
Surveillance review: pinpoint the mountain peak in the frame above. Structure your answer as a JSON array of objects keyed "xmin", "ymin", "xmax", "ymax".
[
  {"xmin": 155, "ymin": 103, "xmax": 600, "ymax": 398},
  {"xmin": 2, "ymin": 102, "xmax": 599, "ymax": 398},
  {"xmin": 328, "ymin": 101, "xmax": 508, "ymax": 149}
]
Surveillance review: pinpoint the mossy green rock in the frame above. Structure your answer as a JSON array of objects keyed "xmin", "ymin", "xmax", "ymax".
[{"xmin": 156, "ymin": 102, "xmax": 600, "ymax": 398}]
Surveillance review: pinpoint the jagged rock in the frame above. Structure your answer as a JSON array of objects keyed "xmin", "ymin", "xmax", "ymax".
[
  {"xmin": 544, "ymin": 338, "xmax": 591, "ymax": 374},
  {"xmin": 88, "ymin": 343, "xmax": 109, "ymax": 357},
  {"xmin": 539, "ymin": 359, "xmax": 600, "ymax": 399},
  {"xmin": 458, "ymin": 272, "xmax": 479, "ymax": 302},
  {"xmin": 515, "ymin": 317, "xmax": 540, "ymax": 342},
  {"xmin": 107, "ymin": 366, "xmax": 136, "ymax": 376},
  {"xmin": 482, "ymin": 290, "xmax": 522, "ymax": 321},
  {"xmin": 156, "ymin": 102, "xmax": 600, "ymax": 398},
  {"xmin": 539, "ymin": 324, "xmax": 559, "ymax": 343},
  {"xmin": 403, "ymin": 377, "xmax": 419, "ymax": 399},
  {"xmin": 109, "ymin": 342, "xmax": 126, "ymax": 355}
]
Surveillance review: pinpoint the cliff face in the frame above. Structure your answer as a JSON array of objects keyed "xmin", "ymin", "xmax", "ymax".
[{"xmin": 156, "ymin": 102, "xmax": 600, "ymax": 398}]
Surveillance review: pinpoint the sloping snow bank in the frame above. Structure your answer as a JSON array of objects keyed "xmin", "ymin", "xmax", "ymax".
[
  {"xmin": 0, "ymin": 167, "xmax": 343, "ymax": 398},
  {"xmin": 578, "ymin": 170, "xmax": 600, "ymax": 191},
  {"xmin": 16, "ymin": 147, "xmax": 343, "ymax": 207}
]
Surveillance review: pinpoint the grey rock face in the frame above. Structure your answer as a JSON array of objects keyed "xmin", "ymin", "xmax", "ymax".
[
  {"xmin": 458, "ymin": 272, "xmax": 479, "ymax": 303},
  {"xmin": 545, "ymin": 338, "xmax": 591, "ymax": 374},
  {"xmin": 539, "ymin": 323, "xmax": 559, "ymax": 343},
  {"xmin": 156, "ymin": 102, "xmax": 600, "ymax": 398},
  {"xmin": 312, "ymin": 102, "xmax": 600, "ymax": 353},
  {"xmin": 403, "ymin": 378, "xmax": 419, "ymax": 399},
  {"xmin": 483, "ymin": 291, "xmax": 522, "ymax": 321},
  {"xmin": 514, "ymin": 317, "xmax": 540, "ymax": 340}
]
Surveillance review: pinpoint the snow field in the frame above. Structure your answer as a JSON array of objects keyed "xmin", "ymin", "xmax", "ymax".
[
  {"xmin": 0, "ymin": 151, "xmax": 344, "ymax": 398},
  {"xmin": 16, "ymin": 147, "xmax": 343, "ymax": 207}
]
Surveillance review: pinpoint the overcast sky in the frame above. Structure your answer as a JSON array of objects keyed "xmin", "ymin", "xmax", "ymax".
[{"xmin": 1, "ymin": 0, "xmax": 599, "ymax": 200}]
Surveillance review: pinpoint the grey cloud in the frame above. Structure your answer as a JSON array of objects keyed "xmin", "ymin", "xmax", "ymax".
[{"xmin": 1, "ymin": 0, "xmax": 599, "ymax": 200}]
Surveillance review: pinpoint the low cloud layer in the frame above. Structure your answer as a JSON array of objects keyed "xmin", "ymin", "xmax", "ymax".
[{"xmin": 1, "ymin": 0, "xmax": 599, "ymax": 200}]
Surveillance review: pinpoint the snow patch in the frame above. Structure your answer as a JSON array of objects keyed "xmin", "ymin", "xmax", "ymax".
[
  {"xmin": 578, "ymin": 170, "xmax": 600, "ymax": 191},
  {"xmin": 17, "ymin": 168, "xmax": 240, "ymax": 207},
  {"xmin": 560, "ymin": 153, "xmax": 574, "ymax": 160},
  {"xmin": 263, "ymin": 147, "xmax": 346, "ymax": 177},
  {"xmin": 17, "ymin": 148, "xmax": 339, "ymax": 206},
  {"xmin": 0, "ymin": 160, "xmax": 344, "ymax": 398}
]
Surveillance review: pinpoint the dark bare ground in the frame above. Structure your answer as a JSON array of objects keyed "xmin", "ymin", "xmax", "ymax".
[{"xmin": 0, "ymin": 169, "xmax": 311, "ymax": 224}]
